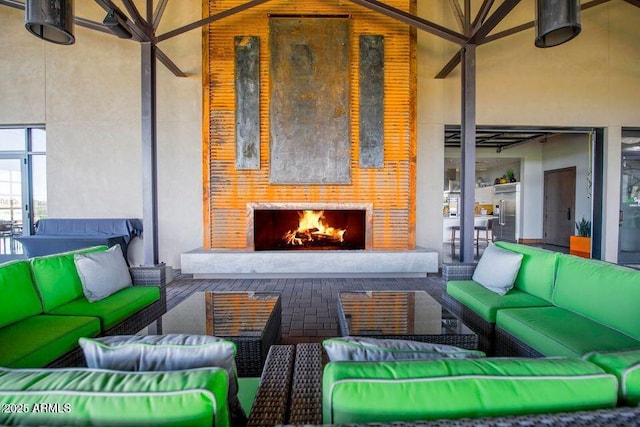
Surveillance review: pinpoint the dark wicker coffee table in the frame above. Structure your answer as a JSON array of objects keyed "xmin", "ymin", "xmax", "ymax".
[
  {"xmin": 337, "ymin": 291, "xmax": 478, "ymax": 349},
  {"xmin": 155, "ymin": 291, "xmax": 281, "ymax": 377}
]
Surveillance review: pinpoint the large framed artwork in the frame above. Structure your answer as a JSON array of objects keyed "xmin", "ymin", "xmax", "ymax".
[{"xmin": 269, "ymin": 17, "xmax": 351, "ymax": 184}]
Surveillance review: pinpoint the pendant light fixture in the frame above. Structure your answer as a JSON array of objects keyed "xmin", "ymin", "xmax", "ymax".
[
  {"xmin": 25, "ymin": 0, "xmax": 75, "ymax": 45},
  {"xmin": 535, "ymin": 0, "xmax": 581, "ymax": 48}
]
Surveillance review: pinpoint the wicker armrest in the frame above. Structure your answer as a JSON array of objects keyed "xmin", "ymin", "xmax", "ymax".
[
  {"xmin": 288, "ymin": 343, "xmax": 323, "ymax": 425},
  {"xmin": 442, "ymin": 262, "xmax": 477, "ymax": 282},
  {"xmin": 248, "ymin": 344, "xmax": 295, "ymax": 427},
  {"xmin": 129, "ymin": 265, "xmax": 167, "ymax": 288}
]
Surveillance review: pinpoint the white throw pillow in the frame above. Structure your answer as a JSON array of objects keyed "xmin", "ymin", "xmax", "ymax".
[
  {"xmin": 323, "ymin": 336, "xmax": 485, "ymax": 362},
  {"xmin": 79, "ymin": 334, "xmax": 246, "ymax": 426},
  {"xmin": 74, "ymin": 244, "xmax": 132, "ymax": 302},
  {"xmin": 472, "ymin": 243, "xmax": 523, "ymax": 295}
]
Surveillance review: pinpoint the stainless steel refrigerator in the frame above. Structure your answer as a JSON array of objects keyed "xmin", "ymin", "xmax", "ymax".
[{"xmin": 493, "ymin": 183, "xmax": 520, "ymax": 243}]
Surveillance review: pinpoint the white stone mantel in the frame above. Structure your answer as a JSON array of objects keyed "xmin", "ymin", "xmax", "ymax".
[{"xmin": 181, "ymin": 247, "xmax": 438, "ymax": 278}]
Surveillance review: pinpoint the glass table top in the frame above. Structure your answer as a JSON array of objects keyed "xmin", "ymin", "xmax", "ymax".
[
  {"xmin": 158, "ymin": 292, "xmax": 280, "ymax": 337},
  {"xmin": 338, "ymin": 291, "xmax": 474, "ymax": 336}
]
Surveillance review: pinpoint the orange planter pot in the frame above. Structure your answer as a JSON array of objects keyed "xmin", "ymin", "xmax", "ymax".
[{"xmin": 570, "ymin": 236, "xmax": 591, "ymax": 259}]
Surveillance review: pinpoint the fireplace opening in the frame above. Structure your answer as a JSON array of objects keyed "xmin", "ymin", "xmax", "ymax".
[{"xmin": 254, "ymin": 209, "xmax": 366, "ymax": 251}]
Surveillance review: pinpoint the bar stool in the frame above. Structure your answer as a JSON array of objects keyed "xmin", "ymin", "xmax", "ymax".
[{"xmin": 475, "ymin": 218, "xmax": 495, "ymax": 256}]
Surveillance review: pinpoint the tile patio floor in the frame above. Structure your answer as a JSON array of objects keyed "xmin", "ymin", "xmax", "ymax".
[{"xmin": 165, "ymin": 275, "xmax": 446, "ymax": 345}]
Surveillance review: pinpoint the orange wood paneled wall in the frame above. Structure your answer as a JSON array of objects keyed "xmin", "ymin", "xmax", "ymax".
[{"xmin": 203, "ymin": 0, "xmax": 416, "ymax": 250}]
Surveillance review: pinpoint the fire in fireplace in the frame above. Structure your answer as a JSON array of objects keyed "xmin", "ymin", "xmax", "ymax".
[{"xmin": 254, "ymin": 209, "xmax": 366, "ymax": 251}]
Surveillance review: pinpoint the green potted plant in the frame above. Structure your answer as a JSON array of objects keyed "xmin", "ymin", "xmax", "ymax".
[
  {"xmin": 506, "ymin": 169, "xmax": 516, "ymax": 182},
  {"xmin": 570, "ymin": 217, "xmax": 591, "ymax": 258}
]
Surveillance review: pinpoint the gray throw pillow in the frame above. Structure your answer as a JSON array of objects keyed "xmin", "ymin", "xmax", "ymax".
[
  {"xmin": 79, "ymin": 334, "xmax": 246, "ymax": 426},
  {"xmin": 74, "ymin": 244, "xmax": 132, "ymax": 302},
  {"xmin": 472, "ymin": 243, "xmax": 523, "ymax": 295},
  {"xmin": 323, "ymin": 336, "xmax": 485, "ymax": 362}
]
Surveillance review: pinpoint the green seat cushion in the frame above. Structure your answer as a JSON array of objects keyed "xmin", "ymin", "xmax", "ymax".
[
  {"xmin": 0, "ymin": 367, "xmax": 229, "ymax": 427},
  {"xmin": 238, "ymin": 377, "xmax": 260, "ymax": 414},
  {"xmin": 553, "ymin": 254, "xmax": 640, "ymax": 340},
  {"xmin": 497, "ymin": 307, "xmax": 640, "ymax": 357},
  {"xmin": 584, "ymin": 348, "xmax": 640, "ymax": 405},
  {"xmin": 0, "ymin": 315, "xmax": 100, "ymax": 368},
  {"xmin": 323, "ymin": 358, "xmax": 617, "ymax": 424},
  {"xmin": 447, "ymin": 280, "xmax": 551, "ymax": 323},
  {"xmin": 494, "ymin": 242, "xmax": 559, "ymax": 301},
  {"xmin": 48, "ymin": 286, "xmax": 159, "ymax": 330},
  {"xmin": 31, "ymin": 246, "xmax": 109, "ymax": 311},
  {"xmin": 0, "ymin": 261, "xmax": 42, "ymax": 328}
]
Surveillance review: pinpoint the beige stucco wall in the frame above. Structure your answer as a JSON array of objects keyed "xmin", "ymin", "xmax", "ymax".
[
  {"xmin": 1, "ymin": 1, "xmax": 638, "ymax": 267},
  {"xmin": 0, "ymin": 3, "xmax": 202, "ymax": 267}
]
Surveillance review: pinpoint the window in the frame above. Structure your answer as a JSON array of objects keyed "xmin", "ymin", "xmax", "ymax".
[{"xmin": 0, "ymin": 127, "xmax": 47, "ymax": 254}]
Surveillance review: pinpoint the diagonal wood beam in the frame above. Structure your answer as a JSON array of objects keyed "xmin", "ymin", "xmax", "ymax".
[
  {"xmin": 156, "ymin": 47, "xmax": 187, "ymax": 77},
  {"xmin": 468, "ymin": 0, "xmax": 520, "ymax": 44},
  {"xmin": 347, "ymin": 0, "xmax": 467, "ymax": 45},
  {"xmin": 448, "ymin": 0, "xmax": 465, "ymax": 34},
  {"xmin": 435, "ymin": 0, "xmax": 611, "ymax": 79},
  {"xmin": 156, "ymin": 0, "xmax": 271, "ymax": 42},
  {"xmin": 94, "ymin": 0, "xmax": 150, "ymax": 42},
  {"xmin": 153, "ymin": 0, "xmax": 169, "ymax": 31},
  {"xmin": 623, "ymin": 0, "xmax": 640, "ymax": 7},
  {"xmin": 464, "ymin": 0, "xmax": 471, "ymax": 34},
  {"xmin": 121, "ymin": 0, "xmax": 149, "ymax": 32},
  {"xmin": 147, "ymin": 0, "xmax": 153, "ymax": 24},
  {"xmin": 435, "ymin": 51, "xmax": 462, "ymax": 79},
  {"xmin": 471, "ymin": 0, "xmax": 494, "ymax": 32}
]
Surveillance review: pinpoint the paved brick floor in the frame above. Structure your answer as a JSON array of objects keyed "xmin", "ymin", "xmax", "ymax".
[{"xmin": 165, "ymin": 275, "xmax": 446, "ymax": 344}]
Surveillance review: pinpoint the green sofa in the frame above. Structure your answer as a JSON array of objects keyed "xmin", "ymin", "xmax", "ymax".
[
  {"xmin": 0, "ymin": 344, "xmax": 295, "ymax": 427},
  {"xmin": 443, "ymin": 242, "xmax": 640, "ymax": 358},
  {"xmin": 0, "ymin": 246, "xmax": 166, "ymax": 368},
  {"xmin": 287, "ymin": 343, "xmax": 640, "ymax": 426}
]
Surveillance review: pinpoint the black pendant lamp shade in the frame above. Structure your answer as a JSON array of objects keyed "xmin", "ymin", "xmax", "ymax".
[
  {"xmin": 25, "ymin": 0, "xmax": 75, "ymax": 45},
  {"xmin": 535, "ymin": 0, "xmax": 581, "ymax": 48}
]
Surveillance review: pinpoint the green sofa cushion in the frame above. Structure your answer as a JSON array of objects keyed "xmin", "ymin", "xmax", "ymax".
[
  {"xmin": 238, "ymin": 377, "xmax": 260, "ymax": 414},
  {"xmin": 0, "ymin": 367, "xmax": 229, "ymax": 427},
  {"xmin": 447, "ymin": 280, "xmax": 552, "ymax": 323},
  {"xmin": 0, "ymin": 315, "xmax": 100, "ymax": 368},
  {"xmin": 0, "ymin": 261, "xmax": 42, "ymax": 328},
  {"xmin": 31, "ymin": 246, "xmax": 109, "ymax": 312},
  {"xmin": 48, "ymin": 286, "xmax": 160, "ymax": 330},
  {"xmin": 584, "ymin": 348, "xmax": 640, "ymax": 405},
  {"xmin": 497, "ymin": 306, "xmax": 640, "ymax": 357},
  {"xmin": 494, "ymin": 242, "xmax": 559, "ymax": 302},
  {"xmin": 322, "ymin": 358, "xmax": 617, "ymax": 424},
  {"xmin": 553, "ymin": 254, "xmax": 640, "ymax": 340}
]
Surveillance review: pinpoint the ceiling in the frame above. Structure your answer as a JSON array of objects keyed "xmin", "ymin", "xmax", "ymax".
[{"xmin": 444, "ymin": 125, "xmax": 594, "ymax": 152}]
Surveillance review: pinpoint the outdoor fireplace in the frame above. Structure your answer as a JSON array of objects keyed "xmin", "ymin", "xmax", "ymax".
[{"xmin": 250, "ymin": 204, "xmax": 372, "ymax": 251}]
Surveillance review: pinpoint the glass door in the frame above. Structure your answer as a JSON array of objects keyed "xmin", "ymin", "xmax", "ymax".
[
  {"xmin": 0, "ymin": 157, "xmax": 26, "ymax": 254},
  {"xmin": 619, "ymin": 132, "xmax": 640, "ymax": 265}
]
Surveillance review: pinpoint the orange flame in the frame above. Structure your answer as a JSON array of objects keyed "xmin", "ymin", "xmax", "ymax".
[{"xmin": 283, "ymin": 210, "xmax": 346, "ymax": 246}]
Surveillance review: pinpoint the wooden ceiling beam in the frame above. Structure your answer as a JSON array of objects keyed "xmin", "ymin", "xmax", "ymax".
[
  {"xmin": 435, "ymin": 0, "xmax": 611, "ymax": 79},
  {"xmin": 468, "ymin": 0, "xmax": 521, "ymax": 44},
  {"xmin": 448, "ymin": 0, "xmax": 466, "ymax": 34},
  {"xmin": 94, "ymin": 0, "xmax": 150, "ymax": 42},
  {"xmin": 156, "ymin": 47, "xmax": 187, "ymax": 77},
  {"xmin": 152, "ymin": 0, "xmax": 169, "ymax": 31},
  {"xmin": 156, "ymin": 0, "xmax": 272, "ymax": 42},
  {"xmin": 347, "ymin": 0, "xmax": 467, "ymax": 45},
  {"xmin": 121, "ymin": 0, "xmax": 150, "ymax": 32},
  {"xmin": 471, "ymin": 0, "xmax": 494, "ymax": 32}
]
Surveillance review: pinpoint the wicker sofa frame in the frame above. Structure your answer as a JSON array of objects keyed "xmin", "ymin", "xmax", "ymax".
[
  {"xmin": 285, "ymin": 343, "xmax": 640, "ymax": 427},
  {"xmin": 45, "ymin": 266, "xmax": 168, "ymax": 368},
  {"xmin": 440, "ymin": 263, "xmax": 495, "ymax": 354}
]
